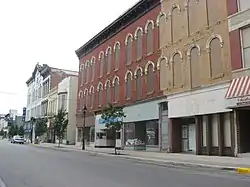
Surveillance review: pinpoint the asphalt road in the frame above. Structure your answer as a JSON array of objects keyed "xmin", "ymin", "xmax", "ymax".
[{"xmin": 0, "ymin": 140, "xmax": 250, "ymax": 187}]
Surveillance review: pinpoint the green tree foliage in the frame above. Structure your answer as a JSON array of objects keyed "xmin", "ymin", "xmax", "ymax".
[
  {"xmin": 53, "ymin": 109, "xmax": 68, "ymax": 147},
  {"xmin": 35, "ymin": 118, "xmax": 48, "ymax": 137},
  {"xmin": 18, "ymin": 126, "xmax": 25, "ymax": 136},
  {"xmin": 101, "ymin": 103, "xmax": 126, "ymax": 154},
  {"xmin": 0, "ymin": 129, "xmax": 4, "ymax": 136},
  {"xmin": 8, "ymin": 125, "xmax": 18, "ymax": 137}
]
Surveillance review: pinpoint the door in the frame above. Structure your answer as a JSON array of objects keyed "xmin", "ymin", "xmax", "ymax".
[
  {"xmin": 188, "ymin": 124, "xmax": 196, "ymax": 152},
  {"xmin": 182, "ymin": 125, "xmax": 188, "ymax": 152}
]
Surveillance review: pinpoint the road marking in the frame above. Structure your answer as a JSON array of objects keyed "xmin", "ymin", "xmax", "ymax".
[{"xmin": 0, "ymin": 177, "xmax": 7, "ymax": 187}]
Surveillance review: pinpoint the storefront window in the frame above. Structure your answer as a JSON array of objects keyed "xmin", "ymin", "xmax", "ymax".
[
  {"xmin": 124, "ymin": 123, "xmax": 135, "ymax": 146},
  {"xmin": 77, "ymin": 128, "xmax": 82, "ymax": 142},
  {"xmin": 146, "ymin": 120, "xmax": 159, "ymax": 146}
]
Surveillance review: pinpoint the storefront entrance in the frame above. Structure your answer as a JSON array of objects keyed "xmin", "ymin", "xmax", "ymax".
[
  {"xmin": 181, "ymin": 118, "xmax": 196, "ymax": 153},
  {"xmin": 238, "ymin": 109, "xmax": 250, "ymax": 153}
]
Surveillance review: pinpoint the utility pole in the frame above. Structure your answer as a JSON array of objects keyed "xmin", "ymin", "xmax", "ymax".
[{"xmin": 82, "ymin": 105, "xmax": 87, "ymax": 150}]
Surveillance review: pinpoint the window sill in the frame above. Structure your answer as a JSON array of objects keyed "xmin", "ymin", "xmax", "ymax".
[
  {"xmin": 114, "ymin": 68, "xmax": 119, "ymax": 72},
  {"xmin": 209, "ymin": 73, "xmax": 224, "ymax": 81},
  {"xmin": 125, "ymin": 97, "xmax": 131, "ymax": 101},
  {"xmin": 147, "ymin": 91, "xmax": 154, "ymax": 96}
]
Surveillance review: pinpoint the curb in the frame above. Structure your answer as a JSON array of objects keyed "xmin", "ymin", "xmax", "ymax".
[{"xmin": 30, "ymin": 144, "xmax": 250, "ymax": 173}]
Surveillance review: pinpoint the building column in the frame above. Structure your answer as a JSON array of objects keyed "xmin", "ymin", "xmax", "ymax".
[
  {"xmin": 195, "ymin": 116, "xmax": 201, "ymax": 155},
  {"xmin": 206, "ymin": 115, "xmax": 212, "ymax": 155},
  {"xmin": 218, "ymin": 113, "xmax": 224, "ymax": 156}
]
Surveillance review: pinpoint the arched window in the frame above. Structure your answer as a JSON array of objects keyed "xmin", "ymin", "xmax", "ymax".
[
  {"xmin": 135, "ymin": 28, "xmax": 143, "ymax": 59},
  {"xmin": 78, "ymin": 90, "xmax": 83, "ymax": 110},
  {"xmin": 85, "ymin": 61, "xmax": 90, "ymax": 83},
  {"xmin": 84, "ymin": 89, "xmax": 88, "ymax": 107},
  {"xmin": 135, "ymin": 68, "xmax": 143, "ymax": 100},
  {"xmin": 189, "ymin": 45, "xmax": 201, "ymax": 88},
  {"xmin": 146, "ymin": 21, "xmax": 154, "ymax": 54},
  {"xmin": 146, "ymin": 63, "xmax": 155, "ymax": 93},
  {"xmin": 97, "ymin": 83, "xmax": 103, "ymax": 106},
  {"xmin": 172, "ymin": 52, "xmax": 183, "ymax": 87},
  {"xmin": 125, "ymin": 71, "xmax": 133, "ymax": 99},
  {"xmin": 171, "ymin": 4, "xmax": 182, "ymax": 43},
  {"xmin": 209, "ymin": 38, "xmax": 223, "ymax": 77},
  {"xmin": 105, "ymin": 80, "xmax": 111, "ymax": 104},
  {"xmin": 89, "ymin": 86, "xmax": 95, "ymax": 108},
  {"xmin": 113, "ymin": 76, "xmax": 119, "ymax": 102},
  {"xmin": 91, "ymin": 57, "xmax": 95, "ymax": 81},
  {"xmin": 80, "ymin": 64, "xmax": 84, "ymax": 85},
  {"xmin": 99, "ymin": 52, "xmax": 104, "ymax": 77},
  {"xmin": 106, "ymin": 47, "xmax": 112, "ymax": 74},
  {"xmin": 114, "ymin": 42, "xmax": 120, "ymax": 70},
  {"xmin": 125, "ymin": 34, "xmax": 133, "ymax": 65}
]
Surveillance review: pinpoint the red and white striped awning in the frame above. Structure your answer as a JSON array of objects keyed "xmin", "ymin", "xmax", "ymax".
[{"xmin": 225, "ymin": 76, "xmax": 250, "ymax": 99}]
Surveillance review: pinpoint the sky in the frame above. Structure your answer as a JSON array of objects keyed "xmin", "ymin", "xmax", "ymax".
[{"xmin": 0, "ymin": 0, "xmax": 138, "ymax": 114}]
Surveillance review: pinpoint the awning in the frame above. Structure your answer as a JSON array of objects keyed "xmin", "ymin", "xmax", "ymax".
[{"xmin": 225, "ymin": 76, "xmax": 250, "ymax": 99}]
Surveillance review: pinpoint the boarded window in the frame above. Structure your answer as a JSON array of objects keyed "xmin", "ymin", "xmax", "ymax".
[
  {"xmin": 190, "ymin": 47, "xmax": 200, "ymax": 88},
  {"xmin": 171, "ymin": 7, "xmax": 182, "ymax": 42},
  {"xmin": 146, "ymin": 22, "xmax": 153, "ymax": 54},
  {"xmin": 147, "ymin": 64, "xmax": 154, "ymax": 93},
  {"xmin": 126, "ymin": 36, "xmax": 132, "ymax": 65},
  {"xmin": 106, "ymin": 82, "xmax": 111, "ymax": 104},
  {"xmin": 91, "ymin": 59, "xmax": 95, "ymax": 81},
  {"xmin": 100, "ymin": 55, "xmax": 104, "ymax": 77},
  {"xmin": 136, "ymin": 29, "xmax": 143, "ymax": 59},
  {"xmin": 136, "ymin": 69, "xmax": 142, "ymax": 99},
  {"xmin": 210, "ymin": 38, "xmax": 223, "ymax": 77}
]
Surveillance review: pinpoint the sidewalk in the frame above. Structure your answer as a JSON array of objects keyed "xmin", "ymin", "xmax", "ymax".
[{"xmin": 34, "ymin": 143, "xmax": 250, "ymax": 173}]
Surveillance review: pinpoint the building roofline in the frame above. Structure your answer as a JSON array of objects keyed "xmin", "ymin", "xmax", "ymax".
[{"xmin": 75, "ymin": 0, "xmax": 160, "ymax": 59}]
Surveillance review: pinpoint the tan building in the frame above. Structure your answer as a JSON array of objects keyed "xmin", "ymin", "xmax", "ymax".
[{"xmin": 158, "ymin": 0, "xmax": 235, "ymax": 156}]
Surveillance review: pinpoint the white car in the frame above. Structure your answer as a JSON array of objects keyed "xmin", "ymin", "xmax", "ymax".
[{"xmin": 11, "ymin": 135, "xmax": 25, "ymax": 144}]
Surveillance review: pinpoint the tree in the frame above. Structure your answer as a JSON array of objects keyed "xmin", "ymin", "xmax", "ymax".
[
  {"xmin": 35, "ymin": 118, "xmax": 48, "ymax": 137},
  {"xmin": 101, "ymin": 103, "xmax": 126, "ymax": 155},
  {"xmin": 0, "ymin": 129, "xmax": 4, "ymax": 136},
  {"xmin": 53, "ymin": 109, "xmax": 68, "ymax": 147},
  {"xmin": 18, "ymin": 126, "xmax": 25, "ymax": 136},
  {"xmin": 8, "ymin": 125, "xmax": 18, "ymax": 137}
]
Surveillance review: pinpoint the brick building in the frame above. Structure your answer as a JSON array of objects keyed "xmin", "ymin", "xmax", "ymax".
[
  {"xmin": 224, "ymin": 0, "xmax": 250, "ymax": 155},
  {"xmin": 75, "ymin": 0, "xmax": 167, "ymax": 151},
  {"xmin": 159, "ymin": 0, "xmax": 234, "ymax": 156}
]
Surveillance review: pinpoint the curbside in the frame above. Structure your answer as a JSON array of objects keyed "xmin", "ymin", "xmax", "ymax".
[{"xmin": 237, "ymin": 168, "xmax": 250, "ymax": 174}]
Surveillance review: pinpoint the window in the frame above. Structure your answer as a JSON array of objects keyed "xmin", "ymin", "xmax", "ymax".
[
  {"xmin": 106, "ymin": 47, "xmax": 112, "ymax": 74},
  {"xmin": 208, "ymin": 36, "xmax": 223, "ymax": 77},
  {"xmin": 135, "ymin": 68, "xmax": 142, "ymax": 100},
  {"xmin": 113, "ymin": 76, "xmax": 119, "ymax": 102},
  {"xmin": 125, "ymin": 71, "xmax": 132, "ymax": 99},
  {"xmin": 242, "ymin": 27, "xmax": 250, "ymax": 68},
  {"xmin": 97, "ymin": 83, "xmax": 103, "ymax": 106},
  {"xmin": 86, "ymin": 61, "xmax": 90, "ymax": 83},
  {"xmin": 239, "ymin": 0, "xmax": 250, "ymax": 11},
  {"xmin": 114, "ymin": 42, "xmax": 120, "ymax": 70},
  {"xmin": 146, "ymin": 21, "xmax": 154, "ymax": 54},
  {"xmin": 172, "ymin": 52, "xmax": 183, "ymax": 87},
  {"xmin": 189, "ymin": 46, "xmax": 200, "ymax": 88},
  {"xmin": 126, "ymin": 34, "xmax": 133, "ymax": 65},
  {"xmin": 105, "ymin": 80, "xmax": 111, "ymax": 104},
  {"xmin": 146, "ymin": 63, "xmax": 154, "ymax": 93},
  {"xmin": 83, "ymin": 89, "xmax": 88, "ymax": 107},
  {"xmin": 91, "ymin": 57, "xmax": 95, "ymax": 81},
  {"xmin": 89, "ymin": 86, "xmax": 94, "ymax": 108},
  {"xmin": 135, "ymin": 28, "xmax": 143, "ymax": 59},
  {"xmin": 99, "ymin": 52, "xmax": 104, "ymax": 77},
  {"xmin": 59, "ymin": 93, "xmax": 67, "ymax": 110},
  {"xmin": 80, "ymin": 64, "xmax": 84, "ymax": 85}
]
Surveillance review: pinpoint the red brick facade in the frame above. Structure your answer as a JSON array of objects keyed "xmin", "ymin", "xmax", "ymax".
[{"xmin": 76, "ymin": 4, "xmax": 162, "ymax": 114}]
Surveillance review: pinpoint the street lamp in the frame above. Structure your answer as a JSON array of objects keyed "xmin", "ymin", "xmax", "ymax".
[{"xmin": 82, "ymin": 105, "xmax": 87, "ymax": 150}]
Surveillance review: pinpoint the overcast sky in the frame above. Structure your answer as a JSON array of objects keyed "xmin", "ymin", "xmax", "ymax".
[{"xmin": 0, "ymin": 0, "xmax": 138, "ymax": 114}]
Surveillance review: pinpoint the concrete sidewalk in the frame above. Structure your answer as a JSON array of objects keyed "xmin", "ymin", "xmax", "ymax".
[{"xmin": 33, "ymin": 142, "xmax": 250, "ymax": 173}]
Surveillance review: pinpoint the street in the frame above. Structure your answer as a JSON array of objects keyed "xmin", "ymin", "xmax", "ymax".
[{"xmin": 0, "ymin": 140, "xmax": 250, "ymax": 187}]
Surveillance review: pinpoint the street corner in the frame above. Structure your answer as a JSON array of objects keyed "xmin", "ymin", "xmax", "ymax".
[{"xmin": 236, "ymin": 168, "xmax": 250, "ymax": 174}]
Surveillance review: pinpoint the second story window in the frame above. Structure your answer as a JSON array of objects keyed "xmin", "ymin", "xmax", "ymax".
[
  {"xmin": 105, "ymin": 79, "xmax": 111, "ymax": 104},
  {"xmin": 146, "ymin": 21, "xmax": 154, "ymax": 54},
  {"xmin": 113, "ymin": 76, "xmax": 119, "ymax": 102},
  {"xmin": 135, "ymin": 27, "xmax": 143, "ymax": 60},
  {"xmin": 99, "ymin": 51, "xmax": 104, "ymax": 77},
  {"xmin": 135, "ymin": 68, "xmax": 143, "ymax": 100},
  {"xmin": 114, "ymin": 42, "xmax": 120, "ymax": 70},
  {"xmin": 106, "ymin": 47, "xmax": 112, "ymax": 74},
  {"xmin": 242, "ymin": 27, "xmax": 250, "ymax": 68},
  {"xmin": 91, "ymin": 57, "xmax": 95, "ymax": 81},
  {"xmin": 125, "ymin": 70, "xmax": 133, "ymax": 99},
  {"xmin": 89, "ymin": 86, "xmax": 94, "ymax": 108},
  {"xmin": 125, "ymin": 34, "xmax": 133, "ymax": 65},
  {"xmin": 97, "ymin": 82, "xmax": 103, "ymax": 106},
  {"xmin": 146, "ymin": 62, "xmax": 155, "ymax": 93},
  {"xmin": 85, "ymin": 61, "xmax": 90, "ymax": 83}
]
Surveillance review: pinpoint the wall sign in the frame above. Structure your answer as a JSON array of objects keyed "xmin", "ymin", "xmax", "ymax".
[{"xmin": 236, "ymin": 96, "xmax": 250, "ymax": 106}]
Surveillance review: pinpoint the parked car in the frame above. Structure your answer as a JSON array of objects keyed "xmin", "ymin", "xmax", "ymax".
[{"xmin": 11, "ymin": 135, "xmax": 25, "ymax": 144}]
